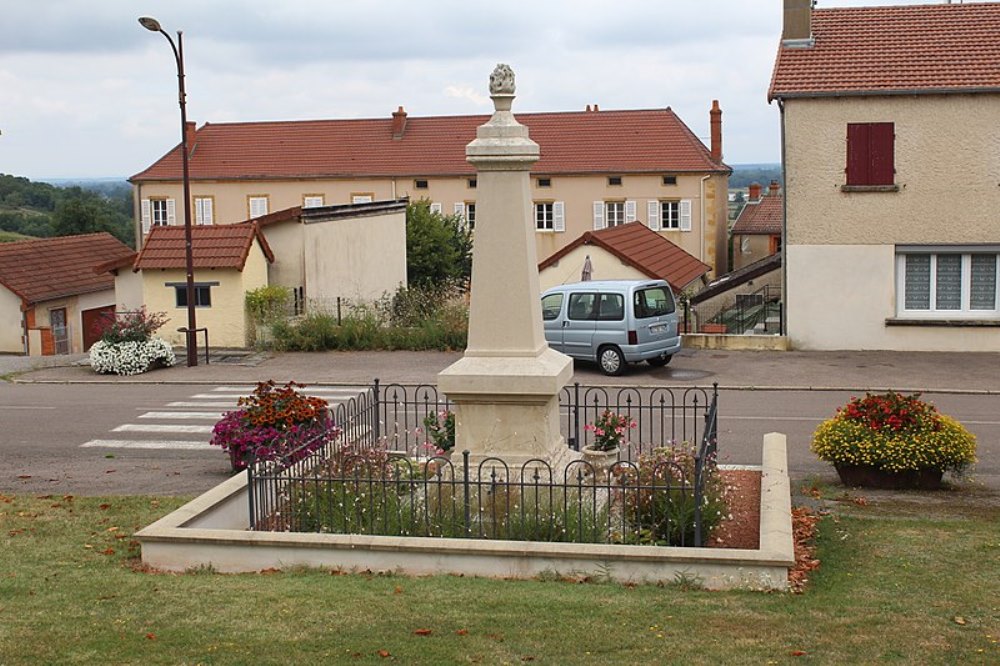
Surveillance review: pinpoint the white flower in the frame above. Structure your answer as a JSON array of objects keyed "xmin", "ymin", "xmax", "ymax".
[{"xmin": 89, "ymin": 337, "xmax": 176, "ymax": 376}]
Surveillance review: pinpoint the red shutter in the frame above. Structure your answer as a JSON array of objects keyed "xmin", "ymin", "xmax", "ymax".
[
  {"xmin": 868, "ymin": 122, "xmax": 895, "ymax": 186},
  {"xmin": 846, "ymin": 122, "xmax": 894, "ymax": 186},
  {"xmin": 846, "ymin": 123, "xmax": 870, "ymax": 185}
]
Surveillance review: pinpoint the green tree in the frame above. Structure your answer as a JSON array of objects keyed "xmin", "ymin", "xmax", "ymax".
[{"xmin": 406, "ymin": 200, "xmax": 473, "ymax": 288}]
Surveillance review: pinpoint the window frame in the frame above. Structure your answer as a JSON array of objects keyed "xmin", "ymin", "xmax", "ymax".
[
  {"xmin": 151, "ymin": 198, "xmax": 170, "ymax": 227},
  {"xmin": 169, "ymin": 282, "xmax": 217, "ymax": 308},
  {"xmin": 605, "ymin": 201, "xmax": 626, "ymax": 227},
  {"xmin": 895, "ymin": 250, "xmax": 1000, "ymax": 319},
  {"xmin": 660, "ymin": 200, "xmax": 680, "ymax": 230},
  {"xmin": 193, "ymin": 196, "xmax": 214, "ymax": 225},
  {"xmin": 247, "ymin": 195, "xmax": 269, "ymax": 218},
  {"xmin": 302, "ymin": 194, "xmax": 325, "ymax": 208}
]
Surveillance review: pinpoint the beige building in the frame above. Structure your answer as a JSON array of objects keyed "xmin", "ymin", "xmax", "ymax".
[
  {"xmin": 0, "ymin": 233, "xmax": 135, "ymax": 355},
  {"xmin": 731, "ymin": 181, "xmax": 782, "ymax": 272},
  {"xmin": 122, "ymin": 224, "xmax": 273, "ymax": 349},
  {"xmin": 130, "ymin": 104, "xmax": 731, "ymax": 276},
  {"xmin": 770, "ymin": 0, "xmax": 1000, "ymax": 351}
]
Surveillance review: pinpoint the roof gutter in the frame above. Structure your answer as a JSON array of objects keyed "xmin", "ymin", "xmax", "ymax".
[{"xmin": 769, "ymin": 85, "xmax": 1000, "ymax": 103}]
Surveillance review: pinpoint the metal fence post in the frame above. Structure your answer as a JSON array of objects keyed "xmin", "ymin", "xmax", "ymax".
[
  {"xmin": 372, "ymin": 378, "xmax": 381, "ymax": 442},
  {"xmin": 246, "ymin": 465, "xmax": 256, "ymax": 530},
  {"xmin": 693, "ymin": 453, "xmax": 703, "ymax": 547},
  {"xmin": 571, "ymin": 382, "xmax": 581, "ymax": 451},
  {"xmin": 462, "ymin": 450, "xmax": 471, "ymax": 536}
]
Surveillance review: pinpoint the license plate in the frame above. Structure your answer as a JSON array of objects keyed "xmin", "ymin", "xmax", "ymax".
[{"xmin": 649, "ymin": 324, "xmax": 666, "ymax": 334}]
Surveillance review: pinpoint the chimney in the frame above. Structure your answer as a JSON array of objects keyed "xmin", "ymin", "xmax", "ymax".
[
  {"xmin": 768, "ymin": 180, "xmax": 781, "ymax": 196},
  {"xmin": 749, "ymin": 182, "xmax": 762, "ymax": 202},
  {"xmin": 782, "ymin": 0, "xmax": 814, "ymax": 47},
  {"xmin": 184, "ymin": 121, "xmax": 196, "ymax": 156},
  {"xmin": 391, "ymin": 106, "xmax": 407, "ymax": 140},
  {"xmin": 710, "ymin": 100, "xmax": 722, "ymax": 162}
]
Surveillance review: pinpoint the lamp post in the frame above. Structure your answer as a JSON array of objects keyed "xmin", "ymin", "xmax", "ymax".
[{"xmin": 139, "ymin": 16, "xmax": 198, "ymax": 367}]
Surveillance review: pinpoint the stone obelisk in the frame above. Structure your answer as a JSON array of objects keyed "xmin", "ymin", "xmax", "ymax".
[{"xmin": 437, "ymin": 64, "xmax": 574, "ymax": 467}]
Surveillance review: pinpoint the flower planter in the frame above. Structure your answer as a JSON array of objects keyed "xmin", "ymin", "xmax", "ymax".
[
  {"xmin": 581, "ymin": 446, "xmax": 620, "ymax": 482},
  {"xmin": 835, "ymin": 464, "xmax": 944, "ymax": 490}
]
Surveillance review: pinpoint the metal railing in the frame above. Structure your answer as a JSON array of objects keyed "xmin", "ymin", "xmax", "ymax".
[{"xmin": 247, "ymin": 381, "xmax": 722, "ymax": 546}]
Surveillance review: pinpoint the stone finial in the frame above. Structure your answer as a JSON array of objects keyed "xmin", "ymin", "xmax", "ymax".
[{"xmin": 489, "ymin": 64, "xmax": 515, "ymax": 95}]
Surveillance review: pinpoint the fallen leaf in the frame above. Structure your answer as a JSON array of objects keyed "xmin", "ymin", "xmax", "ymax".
[
  {"xmin": 107, "ymin": 527, "xmax": 119, "ymax": 533},
  {"xmin": 455, "ymin": 629, "xmax": 469, "ymax": 636},
  {"xmin": 414, "ymin": 629, "xmax": 432, "ymax": 636},
  {"xmin": 393, "ymin": 586, "xmax": 403, "ymax": 595},
  {"xmin": 789, "ymin": 650, "xmax": 807, "ymax": 657},
  {"xmin": 145, "ymin": 633, "xmax": 156, "ymax": 640},
  {"xmin": 377, "ymin": 650, "xmax": 391, "ymax": 658},
  {"xmin": 98, "ymin": 504, "xmax": 111, "ymax": 510},
  {"xmin": 16, "ymin": 475, "xmax": 31, "ymax": 479},
  {"xmin": 521, "ymin": 657, "xmax": 536, "ymax": 662},
  {"xmin": 953, "ymin": 616, "xmax": 967, "ymax": 626},
  {"xmin": 101, "ymin": 548, "xmax": 115, "ymax": 556},
  {"xmin": 852, "ymin": 496, "xmax": 869, "ymax": 507}
]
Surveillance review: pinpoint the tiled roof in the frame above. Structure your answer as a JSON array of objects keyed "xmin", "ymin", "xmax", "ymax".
[
  {"xmin": 731, "ymin": 191, "xmax": 783, "ymax": 235},
  {"xmin": 133, "ymin": 223, "xmax": 274, "ymax": 271},
  {"xmin": 769, "ymin": 3, "xmax": 1000, "ymax": 100},
  {"xmin": 0, "ymin": 233, "xmax": 134, "ymax": 304},
  {"xmin": 131, "ymin": 108, "xmax": 730, "ymax": 182},
  {"xmin": 538, "ymin": 222, "xmax": 711, "ymax": 292}
]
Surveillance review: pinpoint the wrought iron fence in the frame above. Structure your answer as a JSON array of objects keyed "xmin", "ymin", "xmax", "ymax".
[
  {"xmin": 249, "ymin": 448, "xmax": 722, "ymax": 547},
  {"xmin": 247, "ymin": 381, "xmax": 722, "ymax": 547}
]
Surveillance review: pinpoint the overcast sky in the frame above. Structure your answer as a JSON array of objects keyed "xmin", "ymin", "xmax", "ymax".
[{"xmin": 0, "ymin": 0, "xmax": 947, "ymax": 180}]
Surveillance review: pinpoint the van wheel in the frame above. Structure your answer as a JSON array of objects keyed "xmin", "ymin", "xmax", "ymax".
[
  {"xmin": 647, "ymin": 355, "xmax": 672, "ymax": 367},
  {"xmin": 598, "ymin": 346, "xmax": 626, "ymax": 376}
]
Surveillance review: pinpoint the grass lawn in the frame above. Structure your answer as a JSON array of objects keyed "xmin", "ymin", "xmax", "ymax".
[{"xmin": 1, "ymin": 489, "xmax": 997, "ymax": 665}]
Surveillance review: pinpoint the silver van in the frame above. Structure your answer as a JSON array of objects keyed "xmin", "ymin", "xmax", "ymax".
[{"xmin": 540, "ymin": 279, "xmax": 681, "ymax": 376}]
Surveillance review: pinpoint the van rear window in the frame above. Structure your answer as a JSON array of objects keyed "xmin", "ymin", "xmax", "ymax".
[{"xmin": 634, "ymin": 287, "xmax": 675, "ymax": 318}]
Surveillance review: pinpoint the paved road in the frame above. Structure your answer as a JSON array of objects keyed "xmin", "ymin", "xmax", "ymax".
[{"xmin": 2, "ymin": 381, "xmax": 996, "ymax": 495}]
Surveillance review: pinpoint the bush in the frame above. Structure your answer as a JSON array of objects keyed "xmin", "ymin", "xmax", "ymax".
[
  {"xmin": 94, "ymin": 307, "xmax": 168, "ymax": 344},
  {"xmin": 619, "ymin": 444, "xmax": 728, "ymax": 547},
  {"xmin": 89, "ymin": 338, "xmax": 176, "ymax": 375},
  {"xmin": 245, "ymin": 286, "xmax": 291, "ymax": 348},
  {"xmin": 210, "ymin": 380, "xmax": 339, "ymax": 470},
  {"xmin": 811, "ymin": 391, "xmax": 977, "ymax": 475},
  {"xmin": 270, "ymin": 285, "xmax": 468, "ymax": 352}
]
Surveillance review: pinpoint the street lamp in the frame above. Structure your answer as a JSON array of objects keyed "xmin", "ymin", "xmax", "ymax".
[{"xmin": 139, "ymin": 16, "xmax": 198, "ymax": 367}]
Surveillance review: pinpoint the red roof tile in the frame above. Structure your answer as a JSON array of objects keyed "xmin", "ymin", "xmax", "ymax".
[
  {"xmin": 731, "ymin": 191, "xmax": 783, "ymax": 235},
  {"xmin": 769, "ymin": 3, "xmax": 1000, "ymax": 100},
  {"xmin": 538, "ymin": 222, "xmax": 711, "ymax": 292},
  {"xmin": 0, "ymin": 233, "xmax": 134, "ymax": 304},
  {"xmin": 133, "ymin": 223, "xmax": 274, "ymax": 271},
  {"xmin": 131, "ymin": 108, "xmax": 729, "ymax": 182}
]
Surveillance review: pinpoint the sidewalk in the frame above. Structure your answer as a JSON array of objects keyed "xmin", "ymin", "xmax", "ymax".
[{"xmin": 10, "ymin": 348, "xmax": 1000, "ymax": 393}]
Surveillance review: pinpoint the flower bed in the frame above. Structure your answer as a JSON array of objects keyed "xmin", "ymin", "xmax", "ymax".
[{"xmin": 88, "ymin": 307, "xmax": 175, "ymax": 376}]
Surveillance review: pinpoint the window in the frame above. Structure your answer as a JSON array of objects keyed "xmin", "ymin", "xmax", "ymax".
[
  {"xmin": 846, "ymin": 122, "xmax": 895, "ymax": 188},
  {"xmin": 606, "ymin": 201, "xmax": 625, "ymax": 226},
  {"xmin": 303, "ymin": 195, "xmax": 325, "ymax": 208},
  {"xmin": 541, "ymin": 293, "xmax": 563, "ymax": 320},
  {"xmin": 596, "ymin": 293, "xmax": 625, "ymax": 321},
  {"xmin": 634, "ymin": 287, "xmax": 675, "ymax": 319},
  {"xmin": 608, "ymin": 176, "xmax": 623, "ymax": 186},
  {"xmin": 567, "ymin": 293, "xmax": 597, "ymax": 320},
  {"xmin": 248, "ymin": 196, "xmax": 269, "ymax": 218},
  {"xmin": 535, "ymin": 202, "xmax": 564, "ymax": 232},
  {"xmin": 897, "ymin": 251, "xmax": 999, "ymax": 317},
  {"xmin": 741, "ymin": 237, "xmax": 752, "ymax": 254},
  {"xmin": 172, "ymin": 284, "xmax": 214, "ymax": 308},
  {"xmin": 646, "ymin": 199, "xmax": 691, "ymax": 232},
  {"xmin": 662, "ymin": 175, "xmax": 677, "ymax": 186},
  {"xmin": 351, "ymin": 194, "xmax": 374, "ymax": 204},
  {"xmin": 594, "ymin": 200, "xmax": 635, "ymax": 229},
  {"xmin": 194, "ymin": 196, "xmax": 214, "ymax": 225},
  {"xmin": 414, "ymin": 179, "xmax": 429, "ymax": 189},
  {"xmin": 151, "ymin": 199, "xmax": 170, "ymax": 226},
  {"xmin": 467, "ymin": 178, "xmax": 477, "ymax": 189},
  {"xmin": 454, "ymin": 202, "xmax": 476, "ymax": 230},
  {"xmin": 537, "ymin": 177, "xmax": 551, "ymax": 188}
]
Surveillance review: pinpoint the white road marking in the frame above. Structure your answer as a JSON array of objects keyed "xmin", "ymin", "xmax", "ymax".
[
  {"xmin": 0, "ymin": 406, "xmax": 57, "ymax": 410},
  {"xmin": 81, "ymin": 439, "xmax": 213, "ymax": 451},
  {"xmin": 166, "ymin": 401, "xmax": 237, "ymax": 408},
  {"xmin": 213, "ymin": 385, "xmax": 367, "ymax": 395},
  {"xmin": 139, "ymin": 411, "xmax": 225, "ymax": 420},
  {"xmin": 113, "ymin": 423, "xmax": 214, "ymax": 434}
]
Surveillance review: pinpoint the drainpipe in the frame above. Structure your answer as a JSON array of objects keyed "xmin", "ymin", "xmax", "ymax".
[
  {"xmin": 700, "ymin": 174, "xmax": 710, "ymax": 271},
  {"xmin": 20, "ymin": 305, "xmax": 28, "ymax": 355},
  {"xmin": 778, "ymin": 98, "xmax": 787, "ymax": 337}
]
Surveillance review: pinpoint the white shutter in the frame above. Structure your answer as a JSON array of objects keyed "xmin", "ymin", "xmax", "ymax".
[
  {"xmin": 625, "ymin": 200, "xmax": 637, "ymax": 223},
  {"xmin": 454, "ymin": 202, "xmax": 466, "ymax": 230},
  {"xmin": 203, "ymin": 198, "xmax": 213, "ymax": 225},
  {"xmin": 553, "ymin": 202, "xmax": 565, "ymax": 232},
  {"xmin": 593, "ymin": 201, "xmax": 605, "ymax": 230},
  {"xmin": 195, "ymin": 198, "xmax": 213, "ymax": 225},
  {"xmin": 647, "ymin": 201, "xmax": 660, "ymax": 231},
  {"xmin": 679, "ymin": 199, "xmax": 692, "ymax": 232},
  {"xmin": 141, "ymin": 199, "xmax": 151, "ymax": 235},
  {"xmin": 166, "ymin": 198, "xmax": 176, "ymax": 225},
  {"xmin": 430, "ymin": 202, "xmax": 443, "ymax": 214}
]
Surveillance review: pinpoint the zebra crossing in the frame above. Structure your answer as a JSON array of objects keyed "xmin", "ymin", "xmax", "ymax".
[{"xmin": 80, "ymin": 385, "xmax": 368, "ymax": 452}]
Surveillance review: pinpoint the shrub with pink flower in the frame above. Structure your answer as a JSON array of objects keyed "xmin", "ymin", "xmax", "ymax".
[
  {"xmin": 210, "ymin": 381, "xmax": 340, "ymax": 470},
  {"xmin": 584, "ymin": 410, "xmax": 637, "ymax": 452}
]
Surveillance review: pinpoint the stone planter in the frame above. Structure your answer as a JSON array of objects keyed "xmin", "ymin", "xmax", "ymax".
[
  {"xmin": 581, "ymin": 446, "xmax": 620, "ymax": 482},
  {"xmin": 835, "ymin": 464, "xmax": 944, "ymax": 490}
]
